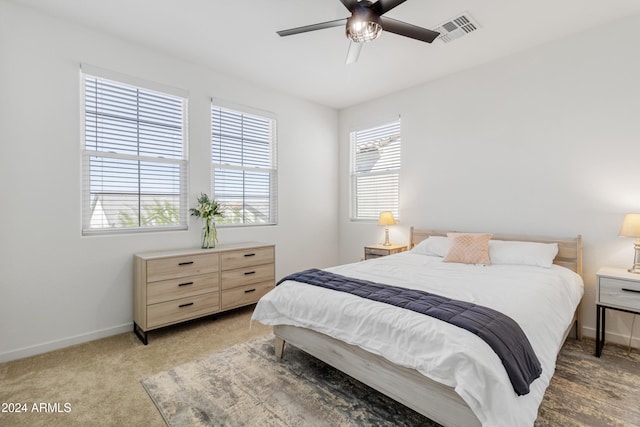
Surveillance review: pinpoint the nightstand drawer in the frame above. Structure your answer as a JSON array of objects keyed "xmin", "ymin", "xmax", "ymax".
[
  {"xmin": 599, "ymin": 277, "xmax": 640, "ymax": 311},
  {"xmin": 220, "ymin": 263, "xmax": 275, "ymax": 290},
  {"xmin": 147, "ymin": 292, "xmax": 220, "ymax": 328},
  {"xmin": 147, "ymin": 253, "xmax": 219, "ymax": 282},
  {"xmin": 366, "ymin": 248, "xmax": 390, "ymax": 257},
  {"xmin": 221, "ymin": 281, "xmax": 274, "ymax": 310},
  {"xmin": 147, "ymin": 273, "xmax": 219, "ymax": 305},
  {"xmin": 363, "ymin": 244, "xmax": 407, "ymax": 260}
]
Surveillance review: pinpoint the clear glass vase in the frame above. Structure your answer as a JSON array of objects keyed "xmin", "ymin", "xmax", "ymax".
[{"xmin": 201, "ymin": 218, "xmax": 217, "ymax": 249}]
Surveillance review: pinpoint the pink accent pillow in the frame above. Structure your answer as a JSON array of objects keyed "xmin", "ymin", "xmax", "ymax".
[{"xmin": 443, "ymin": 232, "xmax": 493, "ymax": 265}]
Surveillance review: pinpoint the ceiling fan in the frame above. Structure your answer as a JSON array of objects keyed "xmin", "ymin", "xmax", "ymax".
[{"xmin": 277, "ymin": 0, "xmax": 440, "ymax": 64}]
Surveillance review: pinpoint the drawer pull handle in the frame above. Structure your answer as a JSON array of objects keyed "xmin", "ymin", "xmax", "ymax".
[
  {"xmin": 178, "ymin": 282, "xmax": 194, "ymax": 287},
  {"xmin": 244, "ymin": 289, "xmax": 256, "ymax": 294},
  {"xmin": 178, "ymin": 261, "xmax": 194, "ymax": 266},
  {"xmin": 179, "ymin": 302, "xmax": 194, "ymax": 308},
  {"xmin": 244, "ymin": 271, "xmax": 256, "ymax": 275},
  {"xmin": 244, "ymin": 253, "xmax": 256, "ymax": 257},
  {"xmin": 622, "ymin": 288, "xmax": 640, "ymax": 294}
]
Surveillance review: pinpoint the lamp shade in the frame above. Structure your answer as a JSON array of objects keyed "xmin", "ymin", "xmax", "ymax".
[
  {"xmin": 619, "ymin": 214, "xmax": 640, "ymax": 238},
  {"xmin": 378, "ymin": 211, "xmax": 396, "ymax": 226}
]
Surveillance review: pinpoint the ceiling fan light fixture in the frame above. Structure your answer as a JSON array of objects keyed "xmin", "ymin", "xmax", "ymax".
[
  {"xmin": 277, "ymin": 0, "xmax": 442, "ymax": 65},
  {"xmin": 346, "ymin": 12, "xmax": 382, "ymax": 43}
]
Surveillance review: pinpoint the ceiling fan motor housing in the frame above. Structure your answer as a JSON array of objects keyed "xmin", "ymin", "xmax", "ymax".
[{"xmin": 346, "ymin": 4, "xmax": 383, "ymax": 42}]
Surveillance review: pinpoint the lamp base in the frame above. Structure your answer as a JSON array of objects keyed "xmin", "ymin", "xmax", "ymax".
[
  {"xmin": 629, "ymin": 241, "xmax": 640, "ymax": 274},
  {"xmin": 383, "ymin": 227, "xmax": 391, "ymax": 246}
]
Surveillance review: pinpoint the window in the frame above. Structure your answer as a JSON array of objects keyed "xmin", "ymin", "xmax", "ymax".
[
  {"xmin": 211, "ymin": 103, "xmax": 277, "ymax": 226},
  {"xmin": 81, "ymin": 65, "xmax": 188, "ymax": 234},
  {"xmin": 350, "ymin": 119, "xmax": 401, "ymax": 220}
]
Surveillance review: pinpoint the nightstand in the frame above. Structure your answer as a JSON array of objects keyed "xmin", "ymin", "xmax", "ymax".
[
  {"xmin": 364, "ymin": 244, "xmax": 407, "ymax": 260},
  {"xmin": 596, "ymin": 267, "xmax": 640, "ymax": 357}
]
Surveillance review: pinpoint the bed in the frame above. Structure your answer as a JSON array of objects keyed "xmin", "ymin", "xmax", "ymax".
[{"xmin": 251, "ymin": 228, "xmax": 584, "ymax": 427}]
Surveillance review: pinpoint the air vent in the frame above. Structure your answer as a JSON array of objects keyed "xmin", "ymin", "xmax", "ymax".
[{"xmin": 433, "ymin": 12, "xmax": 480, "ymax": 44}]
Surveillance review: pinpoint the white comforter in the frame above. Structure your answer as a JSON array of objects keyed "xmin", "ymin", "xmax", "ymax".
[{"xmin": 251, "ymin": 252, "xmax": 584, "ymax": 427}]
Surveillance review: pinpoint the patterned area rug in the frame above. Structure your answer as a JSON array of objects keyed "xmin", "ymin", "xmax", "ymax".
[
  {"xmin": 141, "ymin": 335, "xmax": 438, "ymax": 427},
  {"xmin": 536, "ymin": 337, "xmax": 640, "ymax": 426},
  {"xmin": 142, "ymin": 335, "xmax": 640, "ymax": 427}
]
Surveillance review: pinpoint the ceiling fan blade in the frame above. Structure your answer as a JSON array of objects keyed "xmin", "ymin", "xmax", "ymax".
[
  {"xmin": 372, "ymin": 0, "xmax": 408, "ymax": 16},
  {"xmin": 339, "ymin": 0, "xmax": 360, "ymax": 12},
  {"xmin": 277, "ymin": 18, "xmax": 347, "ymax": 37},
  {"xmin": 379, "ymin": 16, "xmax": 440, "ymax": 43},
  {"xmin": 346, "ymin": 41, "xmax": 363, "ymax": 64}
]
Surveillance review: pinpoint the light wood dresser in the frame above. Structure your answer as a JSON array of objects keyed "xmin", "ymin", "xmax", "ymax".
[{"xmin": 133, "ymin": 242, "xmax": 275, "ymax": 344}]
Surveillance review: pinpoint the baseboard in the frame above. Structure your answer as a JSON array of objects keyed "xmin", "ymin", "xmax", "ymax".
[
  {"xmin": 581, "ymin": 326, "xmax": 640, "ymax": 350},
  {"xmin": 0, "ymin": 323, "xmax": 132, "ymax": 363}
]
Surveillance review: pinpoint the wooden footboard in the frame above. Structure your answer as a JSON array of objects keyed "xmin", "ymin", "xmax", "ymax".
[
  {"xmin": 273, "ymin": 324, "xmax": 481, "ymax": 427},
  {"xmin": 274, "ymin": 305, "xmax": 580, "ymax": 427}
]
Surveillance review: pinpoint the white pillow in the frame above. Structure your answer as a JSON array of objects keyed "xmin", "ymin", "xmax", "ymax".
[
  {"xmin": 411, "ymin": 236, "xmax": 449, "ymax": 257},
  {"xmin": 489, "ymin": 240, "xmax": 558, "ymax": 268}
]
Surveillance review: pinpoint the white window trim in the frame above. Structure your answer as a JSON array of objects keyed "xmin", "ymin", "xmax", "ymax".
[
  {"xmin": 80, "ymin": 65, "xmax": 189, "ymax": 235},
  {"xmin": 210, "ymin": 99, "xmax": 278, "ymax": 227},
  {"xmin": 350, "ymin": 118, "xmax": 401, "ymax": 222}
]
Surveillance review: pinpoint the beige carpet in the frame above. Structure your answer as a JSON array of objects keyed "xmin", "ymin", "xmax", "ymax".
[
  {"xmin": 0, "ymin": 306, "xmax": 272, "ymax": 427},
  {"xmin": 2, "ymin": 305, "xmax": 640, "ymax": 427}
]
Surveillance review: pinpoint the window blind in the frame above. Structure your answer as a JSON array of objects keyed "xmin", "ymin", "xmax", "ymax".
[
  {"xmin": 81, "ymin": 69, "xmax": 188, "ymax": 234},
  {"xmin": 350, "ymin": 120, "xmax": 401, "ymax": 220},
  {"xmin": 211, "ymin": 104, "xmax": 277, "ymax": 226}
]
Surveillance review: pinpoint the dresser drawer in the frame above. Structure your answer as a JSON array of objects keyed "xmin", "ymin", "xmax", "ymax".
[
  {"xmin": 220, "ymin": 263, "xmax": 275, "ymax": 290},
  {"xmin": 599, "ymin": 277, "xmax": 640, "ymax": 311},
  {"xmin": 147, "ymin": 273, "xmax": 219, "ymax": 305},
  {"xmin": 220, "ymin": 246, "xmax": 274, "ymax": 270},
  {"xmin": 147, "ymin": 292, "xmax": 220, "ymax": 329},
  {"xmin": 147, "ymin": 253, "xmax": 219, "ymax": 282},
  {"xmin": 221, "ymin": 281, "xmax": 274, "ymax": 310}
]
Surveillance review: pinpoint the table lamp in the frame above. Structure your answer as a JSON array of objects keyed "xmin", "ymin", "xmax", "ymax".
[
  {"xmin": 619, "ymin": 213, "xmax": 640, "ymax": 273},
  {"xmin": 378, "ymin": 211, "xmax": 396, "ymax": 246}
]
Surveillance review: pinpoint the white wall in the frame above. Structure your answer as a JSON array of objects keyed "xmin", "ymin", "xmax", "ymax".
[
  {"xmin": 3, "ymin": 0, "xmax": 639, "ymax": 362},
  {"xmin": 0, "ymin": 1, "xmax": 339, "ymax": 361},
  {"xmin": 339, "ymin": 13, "xmax": 640, "ymax": 346}
]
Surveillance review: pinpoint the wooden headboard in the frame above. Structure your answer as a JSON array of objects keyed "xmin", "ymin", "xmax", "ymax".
[{"xmin": 409, "ymin": 227, "xmax": 583, "ymax": 275}]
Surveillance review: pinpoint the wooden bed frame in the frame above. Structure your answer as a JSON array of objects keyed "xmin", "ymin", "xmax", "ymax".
[{"xmin": 273, "ymin": 228, "xmax": 583, "ymax": 427}]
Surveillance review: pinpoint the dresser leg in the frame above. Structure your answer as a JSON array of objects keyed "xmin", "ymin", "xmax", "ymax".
[{"xmin": 133, "ymin": 322, "xmax": 148, "ymax": 345}]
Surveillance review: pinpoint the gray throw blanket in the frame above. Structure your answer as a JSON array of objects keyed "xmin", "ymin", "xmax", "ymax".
[{"xmin": 278, "ymin": 268, "xmax": 542, "ymax": 395}]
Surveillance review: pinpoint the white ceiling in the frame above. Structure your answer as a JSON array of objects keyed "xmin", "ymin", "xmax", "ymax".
[{"xmin": 10, "ymin": 0, "xmax": 640, "ymax": 109}]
